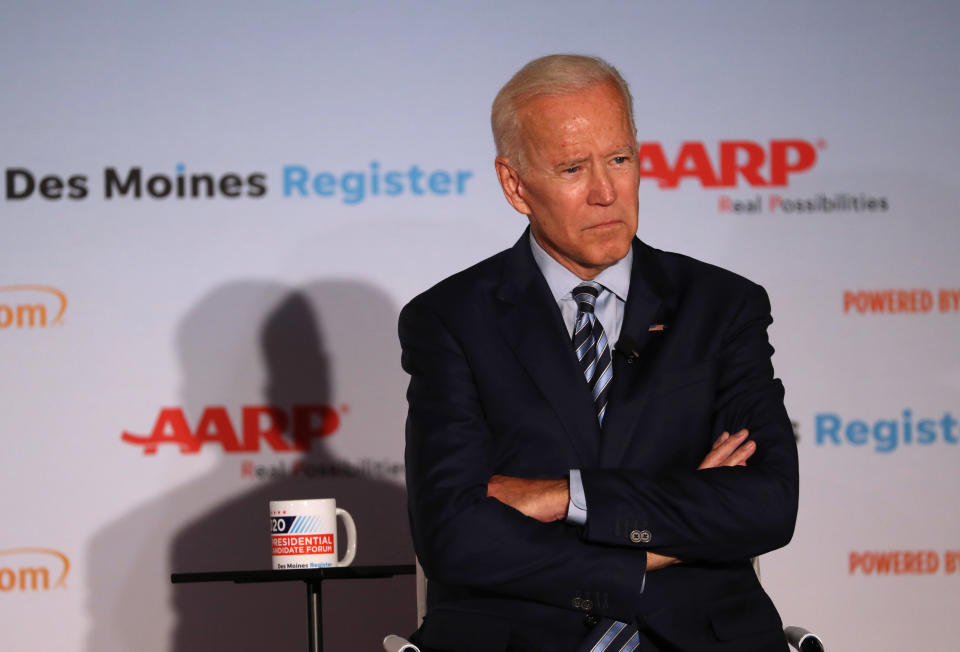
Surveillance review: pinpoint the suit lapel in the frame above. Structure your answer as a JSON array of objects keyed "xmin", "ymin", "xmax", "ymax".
[
  {"xmin": 600, "ymin": 239, "xmax": 677, "ymax": 466},
  {"xmin": 495, "ymin": 233, "xmax": 601, "ymax": 465}
]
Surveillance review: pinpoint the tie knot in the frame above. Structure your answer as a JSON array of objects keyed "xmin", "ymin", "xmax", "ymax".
[{"xmin": 573, "ymin": 282, "xmax": 601, "ymax": 313}]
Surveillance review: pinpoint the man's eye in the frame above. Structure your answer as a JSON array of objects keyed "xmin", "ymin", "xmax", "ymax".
[
  {"xmin": 563, "ymin": 166, "xmax": 580, "ymax": 174},
  {"xmin": 612, "ymin": 156, "xmax": 629, "ymax": 164}
]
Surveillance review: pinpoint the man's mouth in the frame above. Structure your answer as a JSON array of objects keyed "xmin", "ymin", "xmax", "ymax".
[{"xmin": 586, "ymin": 220, "xmax": 623, "ymax": 230}]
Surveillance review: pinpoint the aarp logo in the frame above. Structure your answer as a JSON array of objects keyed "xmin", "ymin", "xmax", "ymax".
[
  {"xmin": 638, "ymin": 139, "xmax": 823, "ymax": 188},
  {"xmin": 122, "ymin": 404, "xmax": 344, "ymax": 454},
  {"xmin": 0, "ymin": 285, "xmax": 67, "ymax": 330},
  {"xmin": 0, "ymin": 548, "xmax": 70, "ymax": 592}
]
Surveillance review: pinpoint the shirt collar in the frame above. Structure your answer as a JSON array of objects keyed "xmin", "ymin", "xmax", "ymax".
[{"xmin": 529, "ymin": 230, "xmax": 632, "ymax": 302}]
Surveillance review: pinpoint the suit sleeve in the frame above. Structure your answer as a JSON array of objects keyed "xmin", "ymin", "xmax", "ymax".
[
  {"xmin": 400, "ymin": 296, "xmax": 648, "ymax": 621},
  {"xmin": 579, "ymin": 282, "xmax": 799, "ymax": 561}
]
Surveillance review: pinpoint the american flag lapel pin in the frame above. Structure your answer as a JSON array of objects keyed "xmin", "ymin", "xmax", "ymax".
[{"xmin": 648, "ymin": 323, "xmax": 666, "ymax": 332}]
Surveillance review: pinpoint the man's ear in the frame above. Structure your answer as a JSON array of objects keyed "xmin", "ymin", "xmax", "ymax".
[{"xmin": 495, "ymin": 157, "xmax": 532, "ymax": 216}]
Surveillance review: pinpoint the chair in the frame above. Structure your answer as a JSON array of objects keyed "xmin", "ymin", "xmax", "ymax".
[
  {"xmin": 382, "ymin": 559, "xmax": 426, "ymax": 652},
  {"xmin": 384, "ymin": 558, "xmax": 824, "ymax": 651}
]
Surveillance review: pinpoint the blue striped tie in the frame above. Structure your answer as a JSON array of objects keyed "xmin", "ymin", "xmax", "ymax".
[
  {"xmin": 576, "ymin": 617, "xmax": 641, "ymax": 652},
  {"xmin": 572, "ymin": 284, "xmax": 641, "ymax": 651},
  {"xmin": 572, "ymin": 282, "xmax": 613, "ymax": 426}
]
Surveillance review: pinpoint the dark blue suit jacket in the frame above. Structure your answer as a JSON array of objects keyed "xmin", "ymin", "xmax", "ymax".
[{"xmin": 399, "ymin": 231, "xmax": 798, "ymax": 651}]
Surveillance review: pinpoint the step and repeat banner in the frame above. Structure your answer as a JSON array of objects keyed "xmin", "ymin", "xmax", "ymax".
[{"xmin": 2, "ymin": 2, "xmax": 958, "ymax": 650}]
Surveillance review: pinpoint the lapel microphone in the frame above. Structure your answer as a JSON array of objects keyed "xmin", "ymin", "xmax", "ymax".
[{"xmin": 615, "ymin": 334, "xmax": 641, "ymax": 363}]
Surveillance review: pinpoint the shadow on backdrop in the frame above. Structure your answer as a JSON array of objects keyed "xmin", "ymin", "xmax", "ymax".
[{"xmin": 85, "ymin": 280, "xmax": 415, "ymax": 652}]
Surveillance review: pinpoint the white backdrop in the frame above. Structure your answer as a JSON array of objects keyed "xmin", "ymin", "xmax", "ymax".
[{"xmin": 2, "ymin": 1, "xmax": 959, "ymax": 650}]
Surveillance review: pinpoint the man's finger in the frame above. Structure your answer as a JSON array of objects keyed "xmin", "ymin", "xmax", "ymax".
[
  {"xmin": 699, "ymin": 429, "xmax": 750, "ymax": 469},
  {"xmin": 697, "ymin": 430, "xmax": 748, "ymax": 469},
  {"xmin": 715, "ymin": 429, "xmax": 747, "ymax": 450},
  {"xmin": 724, "ymin": 440, "xmax": 756, "ymax": 466}
]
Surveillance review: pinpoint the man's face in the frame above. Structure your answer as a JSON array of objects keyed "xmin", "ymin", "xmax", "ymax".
[{"xmin": 496, "ymin": 81, "xmax": 640, "ymax": 280}]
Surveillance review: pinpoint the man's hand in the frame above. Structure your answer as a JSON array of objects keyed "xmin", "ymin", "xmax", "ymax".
[
  {"xmin": 647, "ymin": 552, "xmax": 678, "ymax": 570},
  {"xmin": 698, "ymin": 429, "xmax": 755, "ymax": 469},
  {"xmin": 487, "ymin": 475, "xmax": 570, "ymax": 522},
  {"xmin": 646, "ymin": 431, "xmax": 755, "ymax": 571},
  {"xmin": 485, "ymin": 430, "xmax": 753, "ymax": 567}
]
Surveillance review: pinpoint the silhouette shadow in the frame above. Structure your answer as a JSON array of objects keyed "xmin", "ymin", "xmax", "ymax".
[{"xmin": 85, "ymin": 280, "xmax": 415, "ymax": 652}]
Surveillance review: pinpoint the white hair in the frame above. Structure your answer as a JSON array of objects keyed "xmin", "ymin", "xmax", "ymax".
[{"xmin": 491, "ymin": 54, "xmax": 636, "ymax": 166}]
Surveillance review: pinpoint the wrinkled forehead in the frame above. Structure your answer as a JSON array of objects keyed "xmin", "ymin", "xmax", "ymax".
[{"xmin": 515, "ymin": 82, "xmax": 634, "ymax": 148}]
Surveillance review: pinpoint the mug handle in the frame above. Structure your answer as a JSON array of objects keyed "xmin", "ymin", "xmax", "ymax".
[{"xmin": 336, "ymin": 507, "xmax": 357, "ymax": 566}]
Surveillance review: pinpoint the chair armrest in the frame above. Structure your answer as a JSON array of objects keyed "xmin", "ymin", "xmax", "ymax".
[
  {"xmin": 383, "ymin": 634, "xmax": 421, "ymax": 652},
  {"xmin": 784, "ymin": 626, "xmax": 825, "ymax": 651}
]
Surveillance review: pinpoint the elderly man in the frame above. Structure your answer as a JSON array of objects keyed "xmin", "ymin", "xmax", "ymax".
[{"xmin": 399, "ymin": 54, "xmax": 798, "ymax": 652}]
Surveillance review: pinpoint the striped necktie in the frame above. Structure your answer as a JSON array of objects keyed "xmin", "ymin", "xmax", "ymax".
[
  {"xmin": 572, "ymin": 282, "xmax": 613, "ymax": 426},
  {"xmin": 575, "ymin": 617, "xmax": 641, "ymax": 652},
  {"xmin": 572, "ymin": 284, "xmax": 641, "ymax": 651}
]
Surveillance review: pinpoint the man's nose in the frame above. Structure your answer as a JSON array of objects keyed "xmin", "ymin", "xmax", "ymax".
[{"xmin": 587, "ymin": 167, "xmax": 616, "ymax": 206}]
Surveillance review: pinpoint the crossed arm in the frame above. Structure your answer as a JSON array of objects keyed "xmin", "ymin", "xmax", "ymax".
[
  {"xmin": 486, "ymin": 428, "xmax": 758, "ymax": 570},
  {"xmin": 401, "ymin": 281, "xmax": 797, "ymax": 614}
]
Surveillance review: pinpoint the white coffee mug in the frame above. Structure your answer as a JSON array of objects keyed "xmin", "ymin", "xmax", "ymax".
[{"xmin": 269, "ymin": 498, "xmax": 357, "ymax": 570}]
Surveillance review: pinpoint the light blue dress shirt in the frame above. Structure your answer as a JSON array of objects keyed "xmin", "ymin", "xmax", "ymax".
[{"xmin": 528, "ymin": 231, "xmax": 633, "ymax": 525}]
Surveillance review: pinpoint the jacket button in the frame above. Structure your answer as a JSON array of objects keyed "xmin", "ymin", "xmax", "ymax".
[
  {"xmin": 584, "ymin": 614, "xmax": 600, "ymax": 626},
  {"xmin": 629, "ymin": 529, "xmax": 652, "ymax": 543},
  {"xmin": 582, "ymin": 599, "xmax": 593, "ymax": 611},
  {"xmin": 571, "ymin": 597, "xmax": 582, "ymax": 609}
]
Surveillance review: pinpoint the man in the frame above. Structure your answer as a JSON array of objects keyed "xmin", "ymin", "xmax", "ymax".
[{"xmin": 399, "ymin": 54, "xmax": 798, "ymax": 652}]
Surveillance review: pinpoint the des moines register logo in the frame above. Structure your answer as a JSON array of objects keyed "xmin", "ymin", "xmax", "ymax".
[{"xmin": 2, "ymin": 161, "xmax": 475, "ymax": 204}]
